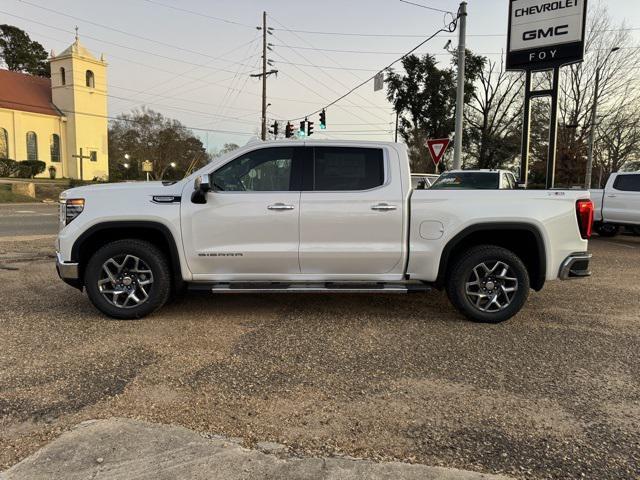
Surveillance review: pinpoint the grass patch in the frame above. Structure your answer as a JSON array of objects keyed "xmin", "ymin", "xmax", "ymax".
[{"xmin": 0, "ymin": 184, "xmax": 37, "ymax": 203}]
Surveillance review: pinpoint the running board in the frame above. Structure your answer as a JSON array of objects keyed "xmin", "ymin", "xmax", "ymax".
[{"xmin": 188, "ymin": 281, "xmax": 430, "ymax": 294}]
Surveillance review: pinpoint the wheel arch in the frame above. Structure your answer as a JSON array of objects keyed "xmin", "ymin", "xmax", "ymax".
[
  {"xmin": 436, "ymin": 222, "xmax": 547, "ymax": 291},
  {"xmin": 71, "ymin": 221, "xmax": 183, "ymax": 290}
]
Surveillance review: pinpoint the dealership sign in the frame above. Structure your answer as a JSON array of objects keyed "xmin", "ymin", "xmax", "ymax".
[{"xmin": 506, "ymin": 0, "xmax": 587, "ymax": 70}]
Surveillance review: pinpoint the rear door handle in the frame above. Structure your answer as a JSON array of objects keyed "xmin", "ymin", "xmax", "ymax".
[
  {"xmin": 268, "ymin": 203, "xmax": 295, "ymax": 211},
  {"xmin": 371, "ymin": 203, "xmax": 397, "ymax": 211},
  {"xmin": 607, "ymin": 194, "xmax": 617, "ymax": 198}
]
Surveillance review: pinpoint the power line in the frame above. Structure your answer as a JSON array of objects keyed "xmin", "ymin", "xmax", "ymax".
[
  {"xmin": 0, "ymin": 98, "xmax": 255, "ymax": 135},
  {"xmin": 140, "ymin": 0, "xmax": 255, "ymax": 28},
  {"xmin": 398, "ymin": 0, "xmax": 454, "ymax": 14},
  {"xmin": 286, "ymin": 14, "xmax": 459, "ymax": 121}
]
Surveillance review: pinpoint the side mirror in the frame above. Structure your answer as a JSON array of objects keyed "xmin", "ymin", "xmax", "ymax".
[{"xmin": 191, "ymin": 174, "xmax": 211, "ymax": 204}]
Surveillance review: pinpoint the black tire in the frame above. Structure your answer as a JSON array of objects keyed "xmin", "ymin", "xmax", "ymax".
[
  {"xmin": 595, "ymin": 223, "xmax": 620, "ymax": 237},
  {"xmin": 631, "ymin": 226, "xmax": 640, "ymax": 236},
  {"xmin": 84, "ymin": 239, "xmax": 171, "ymax": 319},
  {"xmin": 446, "ymin": 245, "xmax": 530, "ymax": 324}
]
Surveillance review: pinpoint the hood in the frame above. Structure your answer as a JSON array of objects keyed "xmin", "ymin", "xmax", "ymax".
[{"xmin": 60, "ymin": 180, "xmax": 186, "ymax": 200}]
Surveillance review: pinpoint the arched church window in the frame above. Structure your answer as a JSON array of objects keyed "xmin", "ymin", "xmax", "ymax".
[
  {"xmin": 60, "ymin": 67, "xmax": 66, "ymax": 86},
  {"xmin": 26, "ymin": 132, "xmax": 38, "ymax": 161},
  {"xmin": 0, "ymin": 128, "xmax": 9, "ymax": 159},
  {"xmin": 86, "ymin": 70, "xmax": 95, "ymax": 88},
  {"xmin": 50, "ymin": 134, "xmax": 61, "ymax": 162}
]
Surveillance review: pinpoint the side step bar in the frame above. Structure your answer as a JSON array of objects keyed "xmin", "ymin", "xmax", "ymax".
[{"xmin": 188, "ymin": 281, "xmax": 431, "ymax": 294}]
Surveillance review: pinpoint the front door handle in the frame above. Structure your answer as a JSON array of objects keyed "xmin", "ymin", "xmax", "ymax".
[
  {"xmin": 371, "ymin": 203, "xmax": 397, "ymax": 211},
  {"xmin": 607, "ymin": 194, "xmax": 617, "ymax": 198},
  {"xmin": 268, "ymin": 203, "xmax": 295, "ymax": 211}
]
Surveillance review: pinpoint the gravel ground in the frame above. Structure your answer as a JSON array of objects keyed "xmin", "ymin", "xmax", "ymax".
[{"xmin": 0, "ymin": 235, "xmax": 638, "ymax": 479}]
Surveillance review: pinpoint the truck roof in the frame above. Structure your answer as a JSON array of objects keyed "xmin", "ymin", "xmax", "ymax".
[{"xmin": 244, "ymin": 138, "xmax": 402, "ymax": 148}]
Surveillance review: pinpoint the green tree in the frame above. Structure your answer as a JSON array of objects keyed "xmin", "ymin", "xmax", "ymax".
[
  {"xmin": 0, "ymin": 25, "xmax": 50, "ymax": 77},
  {"xmin": 386, "ymin": 51, "xmax": 484, "ymax": 172},
  {"xmin": 108, "ymin": 108, "xmax": 209, "ymax": 181}
]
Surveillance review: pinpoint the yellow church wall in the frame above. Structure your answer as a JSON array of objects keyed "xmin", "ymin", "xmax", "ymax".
[{"xmin": 0, "ymin": 107, "xmax": 67, "ymax": 179}]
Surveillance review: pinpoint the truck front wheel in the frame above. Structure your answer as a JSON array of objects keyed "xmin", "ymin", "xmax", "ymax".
[
  {"xmin": 446, "ymin": 245, "xmax": 530, "ymax": 323},
  {"xmin": 84, "ymin": 239, "xmax": 171, "ymax": 320}
]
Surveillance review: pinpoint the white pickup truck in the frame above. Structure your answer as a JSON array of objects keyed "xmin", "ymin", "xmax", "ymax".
[
  {"xmin": 56, "ymin": 140, "xmax": 594, "ymax": 323},
  {"xmin": 591, "ymin": 172, "xmax": 640, "ymax": 236}
]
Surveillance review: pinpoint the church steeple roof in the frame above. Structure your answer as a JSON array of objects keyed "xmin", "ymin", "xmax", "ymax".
[{"xmin": 55, "ymin": 29, "xmax": 102, "ymax": 62}]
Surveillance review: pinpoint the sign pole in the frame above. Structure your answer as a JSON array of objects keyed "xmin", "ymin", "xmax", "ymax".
[
  {"xmin": 546, "ymin": 66, "xmax": 560, "ymax": 189},
  {"xmin": 519, "ymin": 70, "xmax": 532, "ymax": 186}
]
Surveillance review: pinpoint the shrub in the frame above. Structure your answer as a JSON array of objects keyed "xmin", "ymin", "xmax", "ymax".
[
  {"xmin": 17, "ymin": 160, "xmax": 46, "ymax": 178},
  {"xmin": 0, "ymin": 158, "xmax": 20, "ymax": 177}
]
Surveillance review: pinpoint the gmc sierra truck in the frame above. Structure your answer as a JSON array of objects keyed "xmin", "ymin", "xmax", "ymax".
[{"xmin": 56, "ymin": 140, "xmax": 594, "ymax": 323}]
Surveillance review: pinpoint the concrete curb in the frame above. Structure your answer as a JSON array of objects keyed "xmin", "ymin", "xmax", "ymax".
[{"xmin": 2, "ymin": 418, "xmax": 514, "ymax": 480}]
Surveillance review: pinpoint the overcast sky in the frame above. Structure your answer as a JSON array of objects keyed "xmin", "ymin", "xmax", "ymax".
[{"xmin": 2, "ymin": 0, "xmax": 639, "ymax": 152}]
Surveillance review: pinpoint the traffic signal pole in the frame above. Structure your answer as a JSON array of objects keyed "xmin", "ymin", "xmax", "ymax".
[{"xmin": 452, "ymin": 1, "xmax": 467, "ymax": 170}]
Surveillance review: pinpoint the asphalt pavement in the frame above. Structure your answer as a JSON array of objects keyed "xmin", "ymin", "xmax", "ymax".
[
  {"xmin": 0, "ymin": 203, "xmax": 58, "ymax": 238},
  {"xmin": 0, "ymin": 234, "xmax": 638, "ymax": 480}
]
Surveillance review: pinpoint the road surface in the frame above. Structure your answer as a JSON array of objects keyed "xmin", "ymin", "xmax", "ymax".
[{"xmin": 0, "ymin": 203, "xmax": 58, "ymax": 238}]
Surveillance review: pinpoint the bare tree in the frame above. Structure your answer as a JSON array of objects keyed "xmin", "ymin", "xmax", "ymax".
[
  {"xmin": 556, "ymin": 2, "xmax": 640, "ymax": 185},
  {"xmin": 465, "ymin": 57, "xmax": 524, "ymax": 169}
]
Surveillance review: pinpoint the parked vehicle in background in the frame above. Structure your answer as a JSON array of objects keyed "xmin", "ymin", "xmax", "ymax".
[
  {"xmin": 591, "ymin": 172, "xmax": 640, "ymax": 236},
  {"xmin": 430, "ymin": 170, "xmax": 519, "ymax": 190},
  {"xmin": 56, "ymin": 140, "xmax": 593, "ymax": 324},
  {"xmin": 411, "ymin": 173, "xmax": 440, "ymax": 189}
]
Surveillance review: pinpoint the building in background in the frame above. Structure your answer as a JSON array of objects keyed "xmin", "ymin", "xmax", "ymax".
[{"xmin": 0, "ymin": 36, "xmax": 108, "ymax": 180}]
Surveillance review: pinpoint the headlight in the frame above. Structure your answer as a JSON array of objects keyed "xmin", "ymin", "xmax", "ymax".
[{"xmin": 62, "ymin": 198, "xmax": 85, "ymax": 225}]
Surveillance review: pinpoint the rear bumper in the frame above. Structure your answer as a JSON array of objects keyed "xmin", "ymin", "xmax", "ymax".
[
  {"xmin": 559, "ymin": 252, "xmax": 592, "ymax": 280},
  {"xmin": 56, "ymin": 252, "xmax": 82, "ymax": 289}
]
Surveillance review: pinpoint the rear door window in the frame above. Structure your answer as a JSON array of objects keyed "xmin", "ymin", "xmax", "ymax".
[
  {"xmin": 613, "ymin": 174, "xmax": 640, "ymax": 192},
  {"xmin": 312, "ymin": 147, "xmax": 384, "ymax": 191}
]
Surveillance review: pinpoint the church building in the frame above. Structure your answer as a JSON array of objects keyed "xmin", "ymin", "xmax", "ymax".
[{"xmin": 0, "ymin": 36, "xmax": 109, "ymax": 180}]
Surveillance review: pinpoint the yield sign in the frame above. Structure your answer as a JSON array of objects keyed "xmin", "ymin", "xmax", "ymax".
[{"xmin": 426, "ymin": 138, "xmax": 450, "ymax": 165}]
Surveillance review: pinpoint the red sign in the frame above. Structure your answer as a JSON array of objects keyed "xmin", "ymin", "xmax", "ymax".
[{"xmin": 426, "ymin": 138, "xmax": 450, "ymax": 166}]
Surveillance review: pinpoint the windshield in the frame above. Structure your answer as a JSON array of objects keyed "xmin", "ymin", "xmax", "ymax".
[{"xmin": 430, "ymin": 172, "xmax": 499, "ymax": 190}]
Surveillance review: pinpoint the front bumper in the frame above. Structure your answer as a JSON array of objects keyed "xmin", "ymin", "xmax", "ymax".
[
  {"xmin": 56, "ymin": 252, "xmax": 82, "ymax": 289},
  {"xmin": 559, "ymin": 252, "xmax": 592, "ymax": 280}
]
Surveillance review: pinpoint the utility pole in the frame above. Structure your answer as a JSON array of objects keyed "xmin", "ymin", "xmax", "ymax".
[
  {"xmin": 250, "ymin": 12, "xmax": 278, "ymax": 140},
  {"xmin": 261, "ymin": 11, "xmax": 267, "ymax": 140},
  {"xmin": 452, "ymin": 1, "xmax": 466, "ymax": 170}
]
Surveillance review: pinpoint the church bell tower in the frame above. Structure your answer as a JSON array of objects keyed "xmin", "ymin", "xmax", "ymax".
[{"xmin": 49, "ymin": 31, "xmax": 109, "ymax": 180}]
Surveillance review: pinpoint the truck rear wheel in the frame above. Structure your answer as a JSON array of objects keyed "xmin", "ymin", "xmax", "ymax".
[
  {"xmin": 446, "ymin": 245, "xmax": 530, "ymax": 323},
  {"xmin": 84, "ymin": 239, "xmax": 171, "ymax": 320}
]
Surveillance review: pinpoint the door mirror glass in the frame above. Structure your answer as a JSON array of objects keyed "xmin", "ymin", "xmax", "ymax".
[{"xmin": 191, "ymin": 174, "xmax": 212, "ymax": 204}]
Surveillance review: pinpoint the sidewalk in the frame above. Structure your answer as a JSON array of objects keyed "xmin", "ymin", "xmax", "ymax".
[{"xmin": 2, "ymin": 418, "xmax": 513, "ymax": 480}]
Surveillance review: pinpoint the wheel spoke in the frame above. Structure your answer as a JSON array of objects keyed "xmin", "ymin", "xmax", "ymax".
[
  {"xmin": 465, "ymin": 259, "xmax": 519, "ymax": 313},
  {"xmin": 98, "ymin": 254, "xmax": 153, "ymax": 310}
]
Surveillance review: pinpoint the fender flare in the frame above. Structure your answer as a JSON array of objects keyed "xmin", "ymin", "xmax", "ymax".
[
  {"xmin": 71, "ymin": 221, "xmax": 183, "ymax": 284},
  {"xmin": 436, "ymin": 222, "xmax": 547, "ymax": 291}
]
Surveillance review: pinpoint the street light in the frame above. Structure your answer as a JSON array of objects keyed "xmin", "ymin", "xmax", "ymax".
[
  {"xmin": 170, "ymin": 162, "xmax": 176, "ymax": 168},
  {"xmin": 585, "ymin": 46, "xmax": 620, "ymax": 189}
]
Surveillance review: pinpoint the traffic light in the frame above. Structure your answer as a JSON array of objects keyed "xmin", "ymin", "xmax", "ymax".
[
  {"xmin": 307, "ymin": 119, "xmax": 314, "ymax": 136},
  {"xmin": 270, "ymin": 121, "xmax": 279, "ymax": 137},
  {"xmin": 285, "ymin": 122, "xmax": 294, "ymax": 138},
  {"xmin": 299, "ymin": 120, "xmax": 306, "ymax": 137},
  {"xmin": 319, "ymin": 109, "xmax": 326, "ymax": 129}
]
